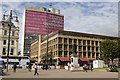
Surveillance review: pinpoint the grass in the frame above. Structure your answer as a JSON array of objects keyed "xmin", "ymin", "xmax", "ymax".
[{"xmin": 117, "ymin": 67, "xmax": 120, "ymax": 71}]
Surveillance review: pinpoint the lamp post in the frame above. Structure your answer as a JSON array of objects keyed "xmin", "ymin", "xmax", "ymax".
[
  {"xmin": 2, "ymin": 10, "xmax": 19, "ymax": 72},
  {"xmin": 45, "ymin": 34, "xmax": 48, "ymax": 70},
  {"xmin": 18, "ymin": 55, "xmax": 21, "ymax": 67}
]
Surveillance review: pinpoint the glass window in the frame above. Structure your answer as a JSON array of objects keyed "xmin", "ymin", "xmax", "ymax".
[
  {"xmin": 83, "ymin": 52, "xmax": 86, "ymax": 57},
  {"xmin": 69, "ymin": 39, "xmax": 72, "ymax": 44},
  {"xmin": 78, "ymin": 40, "xmax": 82, "ymax": 45},
  {"xmin": 4, "ymin": 30, "xmax": 7, "ymax": 35},
  {"xmin": 92, "ymin": 53, "xmax": 95, "ymax": 58},
  {"xmin": 58, "ymin": 51, "xmax": 62, "ymax": 57},
  {"xmin": 88, "ymin": 52, "xmax": 91, "ymax": 58},
  {"xmin": 11, "ymin": 40, "xmax": 14, "ymax": 45},
  {"xmin": 12, "ymin": 31, "xmax": 15, "ymax": 36},
  {"xmin": 74, "ymin": 39, "xmax": 77, "ymax": 44},
  {"xmin": 64, "ymin": 38, "xmax": 67, "ymax": 44},
  {"xmin": 10, "ymin": 48, "xmax": 14, "ymax": 55},
  {"xmin": 83, "ymin": 40, "xmax": 86, "ymax": 45},
  {"xmin": 92, "ymin": 41, "xmax": 94, "ymax": 45},
  {"xmin": 64, "ymin": 51, "xmax": 67, "ymax": 57},
  {"xmin": 3, "ymin": 40, "xmax": 6, "ymax": 45},
  {"xmin": 58, "ymin": 37, "xmax": 62, "ymax": 43},
  {"xmin": 87, "ymin": 40, "xmax": 90, "ymax": 45},
  {"xmin": 2, "ymin": 48, "xmax": 6, "ymax": 55}
]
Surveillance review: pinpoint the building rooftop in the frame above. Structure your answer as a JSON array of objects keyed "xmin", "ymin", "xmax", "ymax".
[
  {"xmin": 43, "ymin": 30, "xmax": 119, "ymax": 41},
  {"xmin": 26, "ymin": 7, "xmax": 62, "ymax": 15}
]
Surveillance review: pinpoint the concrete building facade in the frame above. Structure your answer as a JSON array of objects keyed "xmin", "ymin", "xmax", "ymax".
[
  {"xmin": 22, "ymin": 7, "xmax": 64, "ymax": 56},
  {"xmin": 0, "ymin": 21, "xmax": 19, "ymax": 56},
  {"xmin": 31, "ymin": 30, "xmax": 118, "ymax": 63}
]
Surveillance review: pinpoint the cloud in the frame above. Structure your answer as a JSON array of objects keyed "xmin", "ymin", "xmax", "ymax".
[
  {"xmin": 1, "ymin": 2, "xmax": 118, "ymax": 52},
  {"xmin": 53, "ymin": 2, "xmax": 118, "ymax": 36},
  {"xmin": 1, "ymin": 0, "xmax": 120, "ymax": 2}
]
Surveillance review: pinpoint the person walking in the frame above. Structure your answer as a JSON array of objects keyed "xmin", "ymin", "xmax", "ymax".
[
  {"xmin": 67, "ymin": 62, "xmax": 70, "ymax": 70},
  {"xmin": 28, "ymin": 63, "xmax": 32, "ymax": 72},
  {"xmin": 90, "ymin": 63, "xmax": 93, "ymax": 71},
  {"xmin": 83, "ymin": 64, "xmax": 87, "ymax": 72},
  {"xmin": 34, "ymin": 64, "xmax": 39, "ymax": 75},
  {"xmin": 13, "ymin": 63, "xmax": 17, "ymax": 72}
]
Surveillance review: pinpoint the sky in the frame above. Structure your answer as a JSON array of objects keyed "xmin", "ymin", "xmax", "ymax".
[{"xmin": 0, "ymin": 1, "xmax": 119, "ymax": 52}]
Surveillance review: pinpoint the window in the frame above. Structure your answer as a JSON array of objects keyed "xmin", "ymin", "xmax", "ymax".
[
  {"xmin": 69, "ymin": 45, "xmax": 72, "ymax": 51},
  {"xmin": 92, "ymin": 53, "xmax": 95, "ymax": 58},
  {"xmin": 88, "ymin": 52, "xmax": 91, "ymax": 58},
  {"xmin": 58, "ymin": 44, "xmax": 62, "ymax": 50},
  {"xmin": 87, "ymin": 40, "xmax": 90, "ymax": 45},
  {"xmin": 2, "ymin": 48, "xmax": 6, "ymax": 55},
  {"xmin": 78, "ymin": 40, "xmax": 82, "ymax": 45},
  {"xmin": 88, "ymin": 46, "xmax": 90, "ymax": 51},
  {"xmin": 79, "ymin": 46, "xmax": 82, "ymax": 51},
  {"xmin": 10, "ymin": 48, "xmax": 14, "ymax": 55},
  {"xmin": 83, "ymin": 40, "xmax": 86, "ymax": 45},
  {"xmin": 74, "ymin": 39, "xmax": 77, "ymax": 44},
  {"xmin": 92, "ymin": 41, "xmax": 94, "ymax": 45},
  {"xmin": 12, "ymin": 31, "xmax": 15, "ymax": 36},
  {"xmin": 58, "ymin": 51, "xmax": 62, "ymax": 57},
  {"xmin": 58, "ymin": 37, "xmax": 62, "ymax": 43},
  {"xmin": 83, "ymin": 52, "xmax": 86, "ymax": 57},
  {"xmin": 79, "ymin": 52, "xmax": 82, "ymax": 57},
  {"xmin": 69, "ymin": 52, "xmax": 72, "ymax": 57},
  {"xmin": 96, "ymin": 41, "xmax": 98, "ymax": 46},
  {"xmin": 11, "ymin": 40, "xmax": 14, "ymax": 45},
  {"xmin": 3, "ymin": 40, "xmax": 6, "ymax": 45},
  {"xmin": 64, "ymin": 51, "xmax": 67, "ymax": 57},
  {"xmin": 69, "ymin": 39, "xmax": 72, "ymax": 44},
  {"xmin": 4, "ymin": 30, "xmax": 7, "ymax": 35},
  {"xmin": 64, "ymin": 45, "xmax": 67, "ymax": 50},
  {"xmin": 83, "ymin": 46, "xmax": 86, "ymax": 51},
  {"xmin": 64, "ymin": 38, "xmax": 67, "ymax": 44},
  {"xmin": 96, "ymin": 53, "xmax": 99, "ymax": 58}
]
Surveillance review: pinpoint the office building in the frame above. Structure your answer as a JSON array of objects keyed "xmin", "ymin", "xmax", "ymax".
[
  {"xmin": 22, "ymin": 7, "xmax": 64, "ymax": 56},
  {"xmin": 31, "ymin": 30, "xmax": 119, "ymax": 63}
]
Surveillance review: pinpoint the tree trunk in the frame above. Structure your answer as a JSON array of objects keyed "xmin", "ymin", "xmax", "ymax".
[{"xmin": 111, "ymin": 59, "xmax": 114, "ymax": 67}]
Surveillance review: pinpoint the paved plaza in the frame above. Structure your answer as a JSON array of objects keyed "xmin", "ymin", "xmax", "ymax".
[{"xmin": 1, "ymin": 69, "xmax": 118, "ymax": 78}]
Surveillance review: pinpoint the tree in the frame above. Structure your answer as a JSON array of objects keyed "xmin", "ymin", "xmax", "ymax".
[
  {"xmin": 117, "ymin": 39, "xmax": 120, "ymax": 65},
  {"xmin": 40, "ymin": 50, "xmax": 54, "ymax": 64},
  {"xmin": 100, "ymin": 40, "xmax": 118, "ymax": 65}
]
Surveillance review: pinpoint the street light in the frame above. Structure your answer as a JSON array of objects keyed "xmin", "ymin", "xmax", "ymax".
[
  {"xmin": 2, "ymin": 10, "xmax": 19, "ymax": 72},
  {"xmin": 45, "ymin": 34, "xmax": 48, "ymax": 70}
]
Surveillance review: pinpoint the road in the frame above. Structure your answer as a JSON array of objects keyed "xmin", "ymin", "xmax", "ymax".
[{"xmin": 1, "ymin": 68, "xmax": 118, "ymax": 78}]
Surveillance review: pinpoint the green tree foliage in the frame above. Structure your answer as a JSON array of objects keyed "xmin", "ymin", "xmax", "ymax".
[
  {"xmin": 40, "ymin": 50, "xmax": 54, "ymax": 64},
  {"xmin": 100, "ymin": 40, "xmax": 118, "ymax": 65},
  {"xmin": 117, "ymin": 39, "xmax": 120, "ymax": 58},
  {"xmin": 117, "ymin": 39, "xmax": 120, "ymax": 64}
]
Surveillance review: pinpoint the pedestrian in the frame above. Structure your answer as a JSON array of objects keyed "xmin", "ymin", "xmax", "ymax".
[
  {"xmin": 90, "ymin": 63, "xmax": 93, "ymax": 71},
  {"xmin": 28, "ymin": 63, "xmax": 32, "ymax": 72},
  {"xmin": 13, "ymin": 63, "xmax": 17, "ymax": 72},
  {"xmin": 67, "ymin": 62, "xmax": 70, "ymax": 70},
  {"xmin": 83, "ymin": 64, "xmax": 87, "ymax": 72},
  {"xmin": 33, "ymin": 63, "xmax": 39, "ymax": 75}
]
